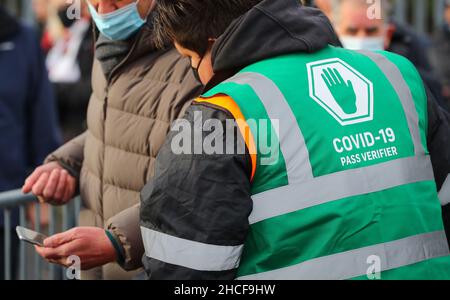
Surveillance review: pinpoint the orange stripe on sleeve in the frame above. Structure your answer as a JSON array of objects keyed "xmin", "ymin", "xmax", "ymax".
[{"xmin": 195, "ymin": 95, "xmax": 257, "ymax": 181}]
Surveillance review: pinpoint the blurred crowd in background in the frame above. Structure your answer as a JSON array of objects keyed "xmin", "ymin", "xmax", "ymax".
[
  {"xmin": 29, "ymin": 0, "xmax": 93, "ymax": 141},
  {"xmin": 314, "ymin": 0, "xmax": 450, "ymax": 109},
  {"xmin": 0, "ymin": 0, "xmax": 450, "ymax": 279}
]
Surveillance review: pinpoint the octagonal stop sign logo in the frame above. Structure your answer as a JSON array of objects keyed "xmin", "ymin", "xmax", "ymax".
[{"xmin": 307, "ymin": 58, "xmax": 374, "ymax": 126}]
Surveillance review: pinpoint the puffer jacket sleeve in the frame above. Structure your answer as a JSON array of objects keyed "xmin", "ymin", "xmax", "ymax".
[
  {"xmin": 45, "ymin": 131, "xmax": 86, "ymax": 179},
  {"xmin": 140, "ymin": 103, "xmax": 253, "ymax": 279},
  {"xmin": 105, "ymin": 203, "xmax": 144, "ymax": 271}
]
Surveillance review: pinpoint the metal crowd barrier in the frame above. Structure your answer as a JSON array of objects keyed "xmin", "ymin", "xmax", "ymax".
[{"xmin": 0, "ymin": 189, "xmax": 81, "ymax": 280}]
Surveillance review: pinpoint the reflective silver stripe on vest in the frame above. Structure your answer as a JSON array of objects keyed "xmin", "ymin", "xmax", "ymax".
[
  {"xmin": 141, "ymin": 227, "xmax": 243, "ymax": 271},
  {"xmin": 250, "ymin": 155, "xmax": 434, "ymax": 225},
  {"xmin": 237, "ymin": 231, "xmax": 450, "ymax": 280},
  {"xmin": 440, "ymin": 174, "xmax": 450, "ymax": 206},
  {"xmin": 358, "ymin": 50, "xmax": 424, "ymax": 156},
  {"xmin": 224, "ymin": 72, "xmax": 314, "ymax": 183}
]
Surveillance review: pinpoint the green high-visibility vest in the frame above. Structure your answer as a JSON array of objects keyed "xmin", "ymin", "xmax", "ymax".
[{"xmin": 202, "ymin": 46, "xmax": 450, "ymax": 280}]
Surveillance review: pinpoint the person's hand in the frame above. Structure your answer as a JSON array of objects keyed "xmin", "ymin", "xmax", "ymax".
[
  {"xmin": 34, "ymin": 227, "xmax": 118, "ymax": 270},
  {"xmin": 22, "ymin": 162, "xmax": 76, "ymax": 205},
  {"xmin": 322, "ymin": 67, "xmax": 357, "ymax": 114}
]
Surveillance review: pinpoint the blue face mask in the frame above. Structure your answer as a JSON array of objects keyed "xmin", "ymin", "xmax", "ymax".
[{"xmin": 88, "ymin": 1, "xmax": 146, "ymax": 41}]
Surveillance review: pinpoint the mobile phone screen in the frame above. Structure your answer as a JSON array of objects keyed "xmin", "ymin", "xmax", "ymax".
[{"xmin": 16, "ymin": 226, "xmax": 47, "ymax": 247}]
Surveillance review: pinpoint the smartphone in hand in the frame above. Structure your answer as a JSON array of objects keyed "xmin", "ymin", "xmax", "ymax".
[{"xmin": 16, "ymin": 226, "xmax": 47, "ymax": 247}]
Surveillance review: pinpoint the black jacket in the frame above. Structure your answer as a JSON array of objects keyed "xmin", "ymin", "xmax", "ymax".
[
  {"xmin": 140, "ymin": 0, "xmax": 450, "ymax": 279},
  {"xmin": 53, "ymin": 23, "xmax": 94, "ymax": 140},
  {"xmin": 388, "ymin": 21, "xmax": 433, "ymax": 74},
  {"xmin": 430, "ymin": 24, "xmax": 450, "ymax": 108},
  {"xmin": 388, "ymin": 21, "xmax": 446, "ymax": 110}
]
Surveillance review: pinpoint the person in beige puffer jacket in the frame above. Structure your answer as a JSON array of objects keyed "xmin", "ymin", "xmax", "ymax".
[{"xmin": 22, "ymin": 0, "xmax": 202, "ymax": 280}]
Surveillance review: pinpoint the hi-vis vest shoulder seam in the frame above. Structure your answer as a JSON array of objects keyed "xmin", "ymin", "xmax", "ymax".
[{"xmin": 194, "ymin": 95, "xmax": 257, "ymax": 181}]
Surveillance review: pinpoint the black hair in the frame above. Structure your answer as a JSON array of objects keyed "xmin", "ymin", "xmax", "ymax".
[{"xmin": 153, "ymin": 0, "xmax": 263, "ymax": 55}]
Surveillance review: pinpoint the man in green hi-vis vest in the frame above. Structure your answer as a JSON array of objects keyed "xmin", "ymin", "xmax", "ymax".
[{"xmin": 139, "ymin": 0, "xmax": 450, "ymax": 279}]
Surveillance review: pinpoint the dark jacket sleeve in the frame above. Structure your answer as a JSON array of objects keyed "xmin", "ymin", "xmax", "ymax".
[
  {"xmin": 26, "ymin": 26, "xmax": 62, "ymax": 169},
  {"xmin": 53, "ymin": 78, "xmax": 92, "ymax": 111},
  {"xmin": 426, "ymin": 87, "xmax": 450, "ymax": 244},
  {"xmin": 140, "ymin": 103, "xmax": 253, "ymax": 280},
  {"xmin": 426, "ymin": 87, "xmax": 450, "ymax": 190},
  {"xmin": 46, "ymin": 132, "xmax": 86, "ymax": 179}
]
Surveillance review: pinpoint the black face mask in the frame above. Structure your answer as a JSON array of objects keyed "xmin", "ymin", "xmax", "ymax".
[
  {"xmin": 191, "ymin": 55, "xmax": 204, "ymax": 83},
  {"xmin": 58, "ymin": 8, "xmax": 76, "ymax": 28}
]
